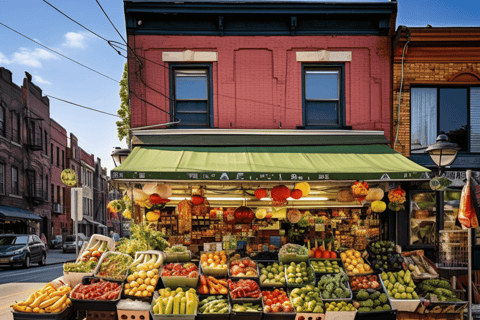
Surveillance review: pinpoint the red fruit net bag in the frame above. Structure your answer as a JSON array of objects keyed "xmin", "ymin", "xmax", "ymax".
[{"xmin": 458, "ymin": 170, "xmax": 479, "ymax": 228}]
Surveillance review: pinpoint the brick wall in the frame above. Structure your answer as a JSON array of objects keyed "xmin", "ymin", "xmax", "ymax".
[
  {"xmin": 50, "ymin": 119, "xmax": 68, "ymax": 236},
  {"xmin": 129, "ymin": 35, "xmax": 393, "ymax": 140}
]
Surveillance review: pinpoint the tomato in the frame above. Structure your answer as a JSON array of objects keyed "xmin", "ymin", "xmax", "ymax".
[
  {"xmin": 265, "ymin": 299, "xmax": 273, "ymax": 306},
  {"xmin": 272, "ymin": 305, "xmax": 281, "ymax": 313},
  {"xmin": 272, "ymin": 298, "xmax": 278, "ymax": 304},
  {"xmin": 272, "ymin": 290, "xmax": 280, "ymax": 297}
]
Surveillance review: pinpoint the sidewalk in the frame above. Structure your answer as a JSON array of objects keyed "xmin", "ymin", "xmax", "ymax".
[{"xmin": 46, "ymin": 249, "xmax": 76, "ymax": 265}]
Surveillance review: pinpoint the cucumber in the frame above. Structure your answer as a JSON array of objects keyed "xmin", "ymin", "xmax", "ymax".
[
  {"xmin": 180, "ymin": 302, "xmax": 186, "ymax": 314},
  {"xmin": 173, "ymin": 296, "xmax": 180, "ymax": 314},
  {"xmin": 165, "ymin": 296, "xmax": 174, "ymax": 314}
]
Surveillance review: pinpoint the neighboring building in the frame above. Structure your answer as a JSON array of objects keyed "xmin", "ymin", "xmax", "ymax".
[
  {"xmin": 50, "ymin": 119, "xmax": 69, "ymax": 237},
  {"xmin": 79, "ymin": 147, "xmax": 95, "ymax": 236},
  {"xmin": 124, "ymin": 0, "xmax": 396, "ymax": 140},
  {"xmin": 93, "ymin": 157, "xmax": 108, "ymax": 235},
  {"xmin": 65, "ymin": 132, "xmax": 80, "ymax": 235},
  {"xmin": 108, "ymin": 188, "xmax": 122, "ymax": 235},
  {"xmin": 392, "ymin": 27, "xmax": 480, "ymax": 264}
]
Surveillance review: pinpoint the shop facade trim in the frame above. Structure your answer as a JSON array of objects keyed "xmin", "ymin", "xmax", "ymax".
[
  {"xmin": 162, "ymin": 50, "xmax": 218, "ymax": 62},
  {"xmin": 296, "ymin": 50, "xmax": 352, "ymax": 62}
]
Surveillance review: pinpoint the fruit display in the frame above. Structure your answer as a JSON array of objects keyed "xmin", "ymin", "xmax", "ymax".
[
  {"xmin": 234, "ymin": 206, "xmax": 255, "ymax": 223},
  {"xmin": 198, "ymin": 296, "xmax": 229, "ymax": 314},
  {"xmin": 228, "ymin": 279, "xmax": 262, "ymax": 299},
  {"xmin": 285, "ymin": 261, "xmax": 315, "ymax": 286},
  {"xmin": 311, "ymin": 259, "xmax": 344, "ymax": 274},
  {"xmin": 229, "ymin": 257, "xmax": 258, "ymax": 278},
  {"xmin": 349, "ymin": 275, "xmax": 381, "ymax": 291},
  {"xmin": 290, "ymin": 286, "xmax": 324, "ymax": 313},
  {"xmin": 340, "ymin": 249, "xmax": 372, "ymax": 275},
  {"xmin": 279, "ymin": 244, "xmax": 309, "ymax": 263},
  {"xmin": 232, "ymin": 303, "xmax": 262, "ymax": 312},
  {"xmin": 417, "ymin": 279, "xmax": 462, "ymax": 302},
  {"xmin": 11, "ymin": 283, "xmax": 72, "ymax": 314},
  {"xmin": 403, "ymin": 253, "xmax": 438, "ymax": 279},
  {"xmin": 124, "ymin": 253, "xmax": 162, "ymax": 298},
  {"xmin": 262, "ymin": 288, "xmax": 295, "ymax": 313},
  {"xmin": 200, "ymin": 251, "xmax": 228, "ymax": 276},
  {"xmin": 96, "ymin": 253, "xmax": 133, "ymax": 280},
  {"xmin": 71, "ymin": 280, "xmax": 122, "ymax": 301},
  {"xmin": 325, "ymin": 301, "xmax": 356, "ymax": 312},
  {"xmin": 152, "ymin": 288, "xmax": 198, "ymax": 315},
  {"xmin": 78, "ymin": 239, "xmax": 109, "ymax": 262},
  {"xmin": 164, "ymin": 245, "xmax": 190, "ymax": 262},
  {"xmin": 198, "ymin": 275, "xmax": 228, "ymax": 294},
  {"xmin": 63, "ymin": 260, "xmax": 97, "ymax": 273},
  {"xmin": 162, "ymin": 262, "xmax": 198, "ymax": 278},
  {"xmin": 317, "ymin": 273, "xmax": 351, "ymax": 300},
  {"xmin": 259, "ymin": 262, "xmax": 286, "ymax": 286},
  {"xmin": 381, "ymin": 270, "xmax": 419, "ymax": 300},
  {"xmin": 367, "ymin": 241, "xmax": 404, "ymax": 271},
  {"xmin": 353, "ymin": 289, "xmax": 391, "ymax": 312},
  {"xmin": 309, "ymin": 240, "xmax": 338, "ymax": 259}
]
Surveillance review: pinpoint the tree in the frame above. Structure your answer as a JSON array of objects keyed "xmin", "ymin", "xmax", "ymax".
[{"xmin": 116, "ymin": 63, "xmax": 130, "ymax": 144}]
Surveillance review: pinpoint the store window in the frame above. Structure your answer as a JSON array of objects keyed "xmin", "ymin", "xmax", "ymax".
[
  {"xmin": 171, "ymin": 67, "xmax": 212, "ymax": 128},
  {"xmin": 411, "ymin": 87, "xmax": 480, "ymax": 153},
  {"xmin": 303, "ymin": 65, "xmax": 344, "ymax": 128},
  {"xmin": 11, "ymin": 166, "xmax": 18, "ymax": 195},
  {"xmin": 0, "ymin": 103, "xmax": 5, "ymax": 137},
  {"xmin": 0, "ymin": 162, "xmax": 4, "ymax": 194}
]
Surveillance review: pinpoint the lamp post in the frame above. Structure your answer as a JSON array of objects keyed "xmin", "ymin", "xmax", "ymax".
[
  {"xmin": 425, "ymin": 134, "xmax": 460, "ymax": 260},
  {"xmin": 111, "ymin": 147, "xmax": 131, "ymax": 238}
]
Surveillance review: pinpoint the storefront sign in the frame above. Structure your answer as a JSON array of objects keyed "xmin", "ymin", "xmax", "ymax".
[{"xmin": 425, "ymin": 171, "xmax": 480, "ymax": 187}]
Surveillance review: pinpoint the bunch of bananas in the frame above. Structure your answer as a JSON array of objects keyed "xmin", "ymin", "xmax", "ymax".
[{"xmin": 11, "ymin": 283, "xmax": 71, "ymax": 314}]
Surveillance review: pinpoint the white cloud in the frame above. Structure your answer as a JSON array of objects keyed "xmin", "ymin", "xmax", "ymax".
[
  {"xmin": 0, "ymin": 52, "xmax": 11, "ymax": 64},
  {"xmin": 11, "ymin": 48, "xmax": 58, "ymax": 68},
  {"xmin": 62, "ymin": 32, "xmax": 90, "ymax": 49},
  {"xmin": 33, "ymin": 75, "xmax": 51, "ymax": 85}
]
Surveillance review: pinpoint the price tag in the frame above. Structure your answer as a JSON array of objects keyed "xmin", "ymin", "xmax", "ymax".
[
  {"xmin": 315, "ymin": 224, "xmax": 325, "ymax": 232},
  {"xmin": 331, "ymin": 221, "xmax": 337, "ymax": 229}
]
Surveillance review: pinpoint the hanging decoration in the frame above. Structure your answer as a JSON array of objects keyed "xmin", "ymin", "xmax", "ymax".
[
  {"xmin": 351, "ymin": 181, "xmax": 369, "ymax": 203},
  {"xmin": 336, "ymin": 189, "xmax": 355, "ymax": 202},
  {"xmin": 234, "ymin": 206, "xmax": 255, "ymax": 224},
  {"xmin": 143, "ymin": 183, "xmax": 159, "ymax": 195},
  {"xmin": 255, "ymin": 208, "xmax": 267, "ymax": 219},
  {"xmin": 429, "ymin": 175, "xmax": 452, "ymax": 192},
  {"xmin": 371, "ymin": 201, "xmax": 387, "ymax": 213},
  {"xmin": 192, "ymin": 199, "xmax": 210, "ymax": 216},
  {"xmin": 254, "ymin": 188, "xmax": 268, "ymax": 199},
  {"xmin": 365, "ymin": 188, "xmax": 385, "ymax": 202},
  {"xmin": 177, "ymin": 200, "xmax": 192, "ymax": 234},
  {"xmin": 287, "ymin": 209, "xmax": 301, "ymax": 223},
  {"xmin": 271, "ymin": 185, "xmax": 290, "ymax": 206},
  {"xmin": 191, "ymin": 195, "xmax": 204, "ymax": 206},
  {"xmin": 107, "ymin": 200, "xmax": 124, "ymax": 214},
  {"xmin": 290, "ymin": 189, "xmax": 303, "ymax": 200},
  {"xmin": 146, "ymin": 210, "xmax": 161, "ymax": 222},
  {"xmin": 224, "ymin": 207, "xmax": 236, "ymax": 225},
  {"xmin": 387, "ymin": 186, "xmax": 406, "ymax": 211},
  {"xmin": 157, "ymin": 184, "xmax": 173, "ymax": 199},
  {"xmin": 295, "ymin": 182, "xmax": 311, "ymax": 196}
]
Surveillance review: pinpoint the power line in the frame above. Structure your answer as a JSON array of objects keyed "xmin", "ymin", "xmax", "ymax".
[
  {"xmin": 0, "ymin": 21, "xmax": 119, "ymax": 83},
  {"xmin": 47, "ymin": 95, "xmax": 121, "ymax": 118},
  {"xmin": 95, "ymin": 0, "xmax": 128, "ymax": 46}
]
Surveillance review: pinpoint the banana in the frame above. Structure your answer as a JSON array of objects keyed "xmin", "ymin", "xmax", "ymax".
[
  {"xmin": 39, "ymin": 296, "xmax": 61, "ymax": 308},
  {"xmin": 30, "ymin": 292, "xmax": 48, "ymax": 308},
  {"xmin": 12, "ymin": 304, "xmax": 27, "ymax": 312},
  {"xmin": 46, "ymin": 295, "xmax": 67, "ymax": 313},
  {"xmin": 33, "ymin": 307, "xmax": 40, "ymax": 313},
  {"xmin": 18, "ymin": 293, "xmax": 35, "ymax": 306}
]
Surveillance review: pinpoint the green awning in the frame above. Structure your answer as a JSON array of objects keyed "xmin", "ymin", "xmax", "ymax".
[{"xmin": 111, "ymin": 145, "xmax": 430, "ymax": 181}]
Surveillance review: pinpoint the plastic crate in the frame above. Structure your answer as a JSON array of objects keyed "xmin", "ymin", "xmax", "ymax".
[
  {"xmin": 70, "ymin": 278, "xmax": 122, "ymax": 311},
  {"xmin": 197, "ymin": 294, "xmax": 230, "ymax": 320},
  {"xmin": 76, "ymin": 234, "xmax": 115, "ymax": 263},
  {"xmin": 12, "ymin": 307, "xmax": 71, "ymax": 320},
  {"xmin": 117, "ymin": 309, "xmax": 149, "ymax": 320},
  {"xmin": 86, "ymin": 311, "xmax": 117, "ymax": 320},
  {"xmin": 93, "ymin": 252, "xmax": 133, "ymax": 282},
  {"xmin": 230, "ymin": 299, "xmax": 262, "ymax": 320},
  {"xmin": 352, "ymin": 286, "xmax": 396, "ymax": 320}
]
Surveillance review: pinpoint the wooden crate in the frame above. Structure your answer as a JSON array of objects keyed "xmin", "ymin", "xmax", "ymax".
[
  {"xmin": 397, "ymin": 311, "xmax": 463, "ymax": 320},
  {"xmin": 117, "ymin": 309, "xmax": 149, "ymax": 320},
  {"xmin": 86, "ymin": 311, "xmax": 116, "ymax": 320}
]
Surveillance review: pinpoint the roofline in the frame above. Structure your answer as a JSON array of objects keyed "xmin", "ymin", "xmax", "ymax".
[
  {"xmin": 394, "ymin": 25, "xmax": 480, "ymax": 48},
  {"xmin": 131, "ymin": 129, "xmax": 386, "ymax": 137}
]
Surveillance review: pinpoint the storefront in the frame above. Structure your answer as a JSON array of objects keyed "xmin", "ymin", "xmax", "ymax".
[{"xmin": 0, "ymin": 205, "xmax": 42, "ymax": 235}]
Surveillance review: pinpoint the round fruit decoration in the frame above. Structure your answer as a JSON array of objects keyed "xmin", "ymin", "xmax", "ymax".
[
  {"xmin": 234, "ymin": 206, "xmax": 254, "ymax": 224},
  {"xmin": 290, "ymin": 189, "xmax": 303, "ymax": 199},
  {"xmin": 149, "ymin": 193, "xmax": 163, "ymax": 205},
  {"xmin": 60, "ymin": 169, "xmax": 77, "ymax": 187},
  {"xmin": 351, "ymin": 181, "xmax": 369, "ymax": 202},
  {"xmin": 191, "ymin": 195, "xmax": 204, "ymax": 206},
  {"xmin": 371, "ymin": 200, "xmax": 387, "ymax": 213},
  {"xmin": 271, "ymin": 185, "xmax": 290, "ymax": 205},
  {"xmin": 157, "ymin": 184, "xmax": 173, "ymax": 199},
  {"xmin": 295, "ymin": 182, "xmax": 311, "ymax": 196},
  {"xmin": 146, "ymin": 210, "xmax": 161, "ymax": 222},
  {"xmin": 254, "ymin": 188, "xmax": 268, "ymax": 200},
  {"xmin": 287, "ymin": 209, "xmax": 301, "ymax": 223}
]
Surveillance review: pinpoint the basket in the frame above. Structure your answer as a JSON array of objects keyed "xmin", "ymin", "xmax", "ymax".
[
  {"xmin": 12, "ymin": 307, "xmax": 71, "ymax": 320},
  {"xmin": 77, "ymin": 234, "xmax": 115, "ymax": 263},
  {"xmin": 70, "ymin": 278, "xmax": 123, "ymax": 311},
  {"xmin": 229, "ymin": 258, "xmax": 259, "ymax": 280},
  {"xmin": 230, "ymin": 299, "xmax": 263, "ymax": 320},
  {"xmin": 352, "ymin": 285, "xmax": 397, "ymax": 320},
  {"xmin": 310, "ymin": 259, "xmax": 345, "ymax": 274},
  {"xmin": 117, "ymin": 309, "xmax": 150, "ymax": 320},
  {"xmin": 62, "ymin": 271, "xmax": 93, "ymax": 288},
  {"xmin": 258, "ymin": 262, "xmax": 286, "ymax": 287},
  {"xmin": 201, "ymin": 264, "xmax": 229, "ymax": 277},
  {"xmin": 319, "ymin": 278, "xmax": 352, "ymax": 301},
  {"xmin": 279, "ymin": 254, "xmax": 309, "ymax": 264},
  {"xmin": 165, "ymin": 251, "xmax": 191, "ymax": 263},
  {"xmin": 150, "ymin": 292, "xmax": 197, "ymax": 320},
  {"xmin": 94, "ymin": 252, "xmax": 133, "ymax": 282},
  {"xmin": 197, "ymin": 294, "xmax": 230, "ymax": 320},
  {"xmin": 160, "ymin": 262, "xmax": 199, "ymax": 289},
  {"xmin": 285, "ymin": 265, "xmax": 316, "ymax": 288},
  {"xmin": 86, "ymin": 311, "xmax": 117, "ymax": 320}
]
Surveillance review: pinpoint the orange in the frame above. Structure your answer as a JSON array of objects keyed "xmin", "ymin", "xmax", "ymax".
[
  {"xmin": 351, "ymin": 259, "xmax": 358, "ymax": 266},
  {"xmin": 347, "ymin": 265, "xmax": 354, "ymax": 271},
  {"xmin": 352, "ymin": 268, "xmax": 359, "ymax": 274},
  {"xmin": 354, "ymin": 252, "xmax": 361, "ymax": 258}
]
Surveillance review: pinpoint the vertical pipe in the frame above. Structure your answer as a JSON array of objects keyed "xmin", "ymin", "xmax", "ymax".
[{"xmin": 468, "ymin": 227, "xmax": 472, "ymax": 320}]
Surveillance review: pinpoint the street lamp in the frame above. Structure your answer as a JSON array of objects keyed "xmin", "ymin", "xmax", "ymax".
[
  {"xmin": 426, "ymin": 134, "xmax": 460, "ymax": 262},
  {"xmin": 111, "ymin": 147, "xmax": 131, "ymax": 167}
]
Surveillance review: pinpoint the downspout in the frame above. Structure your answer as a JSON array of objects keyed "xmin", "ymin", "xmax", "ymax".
[{"xmin": 393, "ymin": 27, "xmax": 410, "ymax": 151}]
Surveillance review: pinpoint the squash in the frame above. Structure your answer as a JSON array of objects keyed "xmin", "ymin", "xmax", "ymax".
[
  {"xmin": 371, "ymin": 201, "xmax": 386, "ymax": 213},
  {"xmin": 337, "ymin": 189, "xmax": 354, "ymax": 202},
  {"xmin": 295, "ymin": 182, "xmax": 311, "ymax": 196},
  {"xmin": 365, "ymin": 188, "xmax": 385, "ymax": 201},
  {"xmin": 146, "ymin": 210, "xmax": 161, "ymax": 221}
]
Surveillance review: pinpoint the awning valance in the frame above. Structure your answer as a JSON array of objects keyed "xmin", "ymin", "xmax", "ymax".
[
  {"xmin": 0, "ymin": 205, "xmax": 42, "ymax": 221},
  {"xmin": 111, "ymin": 144, "xmax": 430, "ymax": 182}
]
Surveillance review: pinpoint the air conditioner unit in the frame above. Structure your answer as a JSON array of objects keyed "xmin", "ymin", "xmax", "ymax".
[{"xmin": 53, "ymin": 203, "xmax": 62, "ymax": 214}]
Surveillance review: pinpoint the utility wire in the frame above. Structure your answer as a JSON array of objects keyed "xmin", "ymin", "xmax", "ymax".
[
  {"xmin": 95, "ymin": 0, "xmax": 128, "ymax": 46},
  {"xmin": 0, "ymin": 22, "xmax": 119, "ymax": 84},
  {"xmin": 47, "ymin": 95, "xmax": 121, "ymax": 118}
]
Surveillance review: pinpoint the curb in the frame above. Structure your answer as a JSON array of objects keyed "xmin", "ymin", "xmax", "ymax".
[{"xmin": 46, "ymin": 259, "xmax": 76, "ymax": 266}]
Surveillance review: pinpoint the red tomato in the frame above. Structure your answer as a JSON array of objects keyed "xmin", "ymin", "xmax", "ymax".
[
  {"xmin": 272, "ymin": 305, "xmax": 281, "ymax": 313},
  {"xmin": 265, "ymin": 299, "xmax": 273, "ymax": 306},
  {"xmin": 272, "ymin": 298, "xmax": 278, "ymax": 304}
]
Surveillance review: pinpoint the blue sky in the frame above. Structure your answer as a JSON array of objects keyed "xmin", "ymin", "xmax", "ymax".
[{"xmin": 1, "ymin": 0, "xmax": 479, "ymax": 174}]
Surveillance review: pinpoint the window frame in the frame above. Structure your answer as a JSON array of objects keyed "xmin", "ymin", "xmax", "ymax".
[
  {"xmin": 0, "ymin": 162, "xmax": 4, "ymax": 194},
  {"xmin": 0, "ymin": 102, "xmax": 5, "ymax": 137},
  {"xmin": 169, "ymin": 63, "xmax": 214, "ymax": 128},
  {"xmin": 302, "ymin": 63, "xmax": 346, "ymax": 129},
  {"xmin": 11, "ymin": 166, "xmax": 18, "ymax": 196},
  {"xmin": 410, "ymin": 85, "xmax": 478, "ymax": 153}
]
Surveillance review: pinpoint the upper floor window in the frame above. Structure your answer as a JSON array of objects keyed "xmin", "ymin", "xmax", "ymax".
[
  {"xmin": 51, "ymin": 144, "xmax": 54, "ymax": 164},
  {"xmin": 56, "ymin": 146, "xmax": 60, "ymax": 167},
  {"xmin": 0, "ymin": 162, "xmax": 4, "ymax": 194},
  {"xmin": 44, "ymin": 130, "xmax": 48, "ymax": 155},
  {"xmin": 11, "ymin": 112, "xmax": 20, "ymax": 143},
  {"xmin": 11, "ymin": 166, "xmax": 18, "ymax": 195},
  {"xmin": 62, "ymin": 150, "xmax": 65, "ymax": 169},
  {"xmin": 411, "ymin": 87, "xmax": 479, "ymax": 153},
  {"xmin": 171, "ymin": 67, "xmax": 212, "ymax": 128},
  {"xmin": 303, "ymin": 66, "xmax": 344, "ymax": 128},
  {"xmin": 0, "ymin": 104, "xmax": 5, "ymax": 137}
]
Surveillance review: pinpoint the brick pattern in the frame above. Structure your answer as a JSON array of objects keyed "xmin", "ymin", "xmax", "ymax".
[
  {"xmin": 392, "ymin": 62, "xmax": 480, "ymax": 156},
  {"xmin": 129, "ymin": 35, "xmax": 393, "ymax": 139}
]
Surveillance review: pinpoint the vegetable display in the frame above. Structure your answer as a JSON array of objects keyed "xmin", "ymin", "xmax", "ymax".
[
  {"xmin": 63, "ymin": 260, "xmax": 97, "ymax": 273},
  {"xmin": 279, "ymin": 244, "xmax": 309, "ymax": 261},
  {"xmin": 71, "ymin": 281, "xmax": 122, "ymax": 301},
  {"xmin": 198, "ymin": 275, "xmax": 228, "ymax": 295},
  {"xmin": 232, "ymin": 303, "xmax": 262, "ymax": 312},
  {"xmin": 201, "ymin": 251, "xmax": 228, "ymax": 273},
  {"xmin": 417, "ymin": 279, "xmax": 462, "ymax": 302},
  {"xmin": 228, "ymin": 279, "xmax": 261, "ymax": 299},
  {"xmin": 262, "ymin": 288, "xmax": 294, "ymax": 313},
  {"xmin": 161, "ymin": 262, "xmax": 198, "ymax": 278},
  {"xmin": 353, "ymin": 289, "xmax": 391, "ymax": 312},
  {"xmin": 311, "ymin": 260, "xmax": 343, "ymax": 274},
  {"xmin": 124, "ymin": 253, "xmax": 161, "ymax": 298},
  {"xmin": 198, "ymin": 296, "xmax": 229, "ymax": 314},
  {"xmin": 230, "ymin": 257, "xmax": 258, "ymax": 277},
  {"xmin": 285, "ymin": 261, "xmax": 315, "ymax": 286},
  {"xmin": 381, "ymin": 270, "xmax": 419, "ymax": 300},
  {"xmin": 153, "ymin": 288, "xmax": 198, "ymax": 315},
  {"xmin": 325, "ymin": 301, "xmax": 356, "ymax": 312},
  {"xmin": 349, "ymin": 275, "xmax": 380, "ymax": 291},
  {"xmin": 12, "ymin": 283, "xmax": 71, "ymax": 314},
  {"xmin": 96, "ymin": 253, "xmax": 133, "ymax": 280},
  {"xmin": 317, "ymin": 273, "xmax": 351, "ymax": 300},
  {"xmin": 367, "ymin": 241, "xmax": 404, "ymax": 271},
  {"xmin": 403, "ymin": 253, "xmax": 438, "ymax": 278},
  {"xmin": 290, "ymin": 286, "xmax": 324, "ymax": 313},
  {"xmin": 259, "ymin": 262, "xmax": 286, "ymax": 286},
  {"xmin": 340, "ymin": 249, "xmax": 372, "ymax": 275},
  {"xmin": 79, "ymin": 239, "xmax": 108, "ymax": 262},
  {"xmin": 118, "ymin": 223, "xmax": 170, "ymax": 255}
]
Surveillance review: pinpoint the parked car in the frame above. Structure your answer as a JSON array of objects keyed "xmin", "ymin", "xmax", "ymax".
[
  {"xmin": 63, "ymin": 234, "xmax": 87, "ymax": 253},
  {"xmin": 50, "ymin": 235, "xmax": 62, "ymax": 249},
  {"xmin": 0, "ymin": 234, "xmax": 47, "ymax": 268}
]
